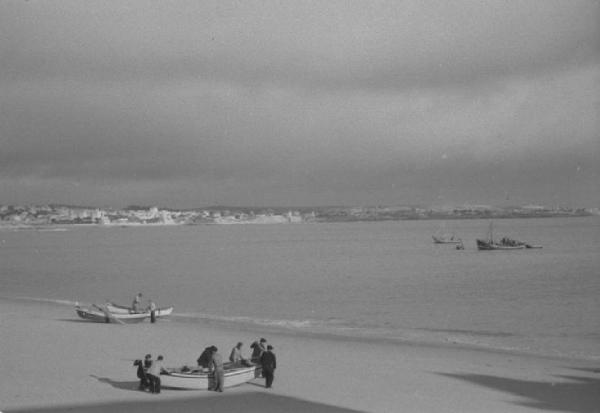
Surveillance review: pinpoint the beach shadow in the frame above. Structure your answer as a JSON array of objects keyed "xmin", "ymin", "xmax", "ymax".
[
  {"xmin": 245, "ymin": 380, "xmax": 269, "ymax": 388},
  {"xmin": 58, "ymin": 318, "xmax": 95, "ymax": 323},
  {"xmin": 7, "ymin": 392, "xmax": 366, "ymax": 413},
  {"xmin": 438, "ymin": 372, "xmax": 600, "ymax": 413},
  {"xmin": 90, "ymin": 375, "xmax": 142, "ymax": 392}
]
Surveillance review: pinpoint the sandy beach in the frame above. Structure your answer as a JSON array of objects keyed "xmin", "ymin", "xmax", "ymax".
[{"xmin": 0, "ymin": 298, "xmax": 598, "ymax": 413}]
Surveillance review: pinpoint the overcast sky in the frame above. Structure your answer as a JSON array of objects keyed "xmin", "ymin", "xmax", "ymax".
[{"xmin": 1, "ymin": 0, "xmax": 598, "ymax": 208}]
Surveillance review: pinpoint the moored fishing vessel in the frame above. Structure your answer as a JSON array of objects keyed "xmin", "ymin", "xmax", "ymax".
[
  {"xmin": 160, "ymin": 364, "xmax": 258, "ymax": 390},
  {"xmin": 476, "ymin": 222, "xmax": 526, "ymax": 250},
  {"xmin": 476, "ymin": 238, "xmax": 526, "ymax": 250}
]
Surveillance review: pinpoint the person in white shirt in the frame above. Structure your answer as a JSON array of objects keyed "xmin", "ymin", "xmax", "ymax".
[{"xmin": 147, "ymin": 355, "xmax": 164, "ymax": 394}]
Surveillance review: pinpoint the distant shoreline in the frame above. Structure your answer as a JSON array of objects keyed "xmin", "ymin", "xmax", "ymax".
[
  {"xmin": 2, "ymin": 202, "xmax": 597, "ymax": 225},
  {"xmin": 0, "ymin": 214, "xmax": 596, "ymax": 231}
]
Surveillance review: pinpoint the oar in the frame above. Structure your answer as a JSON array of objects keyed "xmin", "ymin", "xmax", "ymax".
[{"xmin": 96, "ymin": 304, "xmax": 126, "ymax": 324}]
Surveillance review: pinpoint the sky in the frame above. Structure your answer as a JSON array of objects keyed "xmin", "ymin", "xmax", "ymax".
[{"xmin": 0, "ymin": 0, "xmax": 598, "ymax": 208}]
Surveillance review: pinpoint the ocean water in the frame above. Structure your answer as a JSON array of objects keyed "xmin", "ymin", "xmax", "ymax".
[{"xmin": 1, "ymin": 217, "xmax": 599, "ymax": 360}]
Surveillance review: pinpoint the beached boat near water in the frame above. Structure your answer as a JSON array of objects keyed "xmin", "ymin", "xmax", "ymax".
[
  {"xmin": 160, "ymin": 364, "xmax": 258, "ymax": 390},
  {"xmin": 104, "ymin": 302, "xmax": 174, "ymax": 317},
  {"xmin": 75, "ymin": 305, "xmax": 150, "ymax": 324}
]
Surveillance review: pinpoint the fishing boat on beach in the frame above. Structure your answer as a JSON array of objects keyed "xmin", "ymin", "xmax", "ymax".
[
  {"xmin": 160, "ymin": 364, "xmax": 259, "ymax": 390},
  {"xmin": 104, "ymin": 302, "xmax": 174, "ymax": 317},
  {"xmin": 75, "ymin": 305, "xmax": 150, "ymax": 324},
  {"xmin": 476, "ymin": 222, "xmax": 526, "ymax": 250}
]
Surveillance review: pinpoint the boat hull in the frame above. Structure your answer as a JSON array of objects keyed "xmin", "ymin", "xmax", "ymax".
[
  {"xmin": 105, "ymin": 303, "xmax": 173, "ymax": 317},
  {"xmin": 476, "ymin": 240, "xmax": 526, "ymax": 250},
  {"xmin": 160, "ymin": 365, "xmax": 258, "ymax": 390},
  {"xmin": 75, "ymin": 307, "xmax": 150, "ymax": 323}
]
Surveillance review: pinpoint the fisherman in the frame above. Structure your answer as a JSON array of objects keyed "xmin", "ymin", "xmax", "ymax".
[
  {"xmin": 229, "ymin": 342, "xmax": 246, "ymax": 365},
  {"xmin": 148, "ymin": 300, "xmax": 157, "ymax": 323},
  {"xmin": 250, "ymin": 338, "xmax": 267, "ymax": 363},
  {"xmin": 197, "ymin": 346, "xmax": 216, "ymax": 369},
  {"xmin": 147, "ymin": 355, "xmax": 165, "ymax": 394},
  {"xmin": 260, "ymin": 345, "xmax": 277, "ymax": 389},
  {"xmin": 132, "ymin": 292, "xmax": 143, "ymax": 312},
  {"xmin": 134, "ymin": 355, "xmax": 151, "ymax": 391},
  {"xmin": 210, "ymin": 347, "xmax": 225, "ymax": 392}
]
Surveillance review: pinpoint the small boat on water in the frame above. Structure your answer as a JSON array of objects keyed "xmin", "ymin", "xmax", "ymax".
[
  {"xmin": 160, "ymin": 364, "xmax": 259, "ymax": 390},
  {"xmin": 104, "ymin": 302, "xmax": 174, "ymax": 317},
  {"xmin": 476, "ymin": 239, "xmax": 526, "ymax": 250},
  {"xmin": 432, "ymin": 223, "xmax": 462, "ymax": 244},
  {"xmin": 75, "ymin": 305, "xmax": 150, "ymax": 324},
  {"xmin": 432, "ymin": 235, "xmax": 462, "ymax": 244}
]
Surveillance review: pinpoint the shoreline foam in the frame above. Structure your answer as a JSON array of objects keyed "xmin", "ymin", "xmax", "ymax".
[{"xmin": 4, "ymin": 295, "xmax": 598, "ymax": 363}]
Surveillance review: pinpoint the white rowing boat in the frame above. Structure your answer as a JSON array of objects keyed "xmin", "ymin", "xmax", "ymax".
[
  {"xmin": 160, "ymin": 364, "xmax": 258, "ymax": 390},
  {"xmin": 75, "ymin": 305, "xmax": 150, "ymax": 324},
  {"xmin": 105, "ymin": 302, "xmax": 174, "ymax": 317}
]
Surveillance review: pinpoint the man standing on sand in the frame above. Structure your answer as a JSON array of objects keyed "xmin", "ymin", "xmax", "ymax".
[
  {"xmin": 210, "ymin": 347, "xmax": 225, "ymax": 392},
  {"xmin": 147, "ymin": 355, "xmax": 164, "ymax": 394},
  {"xmin": 260, "ymin": 345, "xmax": 276, "ymax": 389}
]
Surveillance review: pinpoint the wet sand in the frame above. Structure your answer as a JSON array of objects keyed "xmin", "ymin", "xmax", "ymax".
[{"xmin": 1, "ymin": 299, "xmax": 598, "ymax": 413}]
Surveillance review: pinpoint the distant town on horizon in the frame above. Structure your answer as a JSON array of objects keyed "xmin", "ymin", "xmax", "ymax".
[{"xmin": 1, "ymin": 203, "xmax": 596, "ymax": 227}]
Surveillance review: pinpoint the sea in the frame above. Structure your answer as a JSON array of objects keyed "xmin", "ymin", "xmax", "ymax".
[{"xmin": 1, "ymin": 217, "xmax": 599, "ymax": 361}]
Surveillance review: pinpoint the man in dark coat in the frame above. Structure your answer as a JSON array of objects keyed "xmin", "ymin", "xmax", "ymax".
[
  {"xmin": 197, "ymin": 346, "xmax": 216, "ymax": 369},
  {"xmin": 259, "ymin": 345, "xmax": 276, "ymax": 388}
]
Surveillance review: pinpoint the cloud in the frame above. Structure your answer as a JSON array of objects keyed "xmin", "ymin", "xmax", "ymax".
[
  {"xmin": 2, "ymin": 1, "xmax": 598, "ymax": 91},
  {"xmin": 0, "ymin": 0, "xmax": 598, "ymax": 207}
]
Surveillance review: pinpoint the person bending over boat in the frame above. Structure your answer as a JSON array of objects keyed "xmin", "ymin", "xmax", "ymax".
[
  {"xmin": 197, "ymin": 346, "xmax": 217, "ymax": 369},
  {"xmin": 229, "ymin": 342, "xmax": 248, "ymax": 365},
  {"xmin": 210, "ymin": 347, "xmax": 225, "ymax": 392}
]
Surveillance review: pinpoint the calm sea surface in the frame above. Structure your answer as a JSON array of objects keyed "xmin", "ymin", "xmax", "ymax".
[{"xmin": 1, "ymin": 217, "xmax": 599, "ymax": 360}]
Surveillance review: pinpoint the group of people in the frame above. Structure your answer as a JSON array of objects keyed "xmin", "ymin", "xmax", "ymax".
[
  {"xmin": 197, "ymin": 337, "xmax": 277, "ymax": 391},
  {"xmin": 135, "ymin": 337, "xmax": 277, "ymax": 394},
  {"xmin": 134, "ymin": 353, "xmax": 165, "ymax": 394}
]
